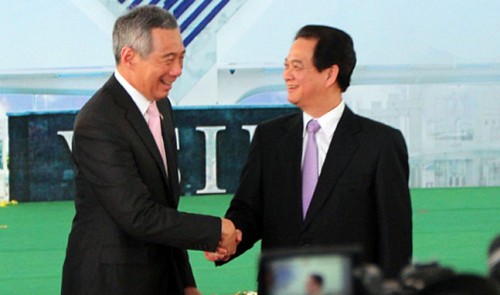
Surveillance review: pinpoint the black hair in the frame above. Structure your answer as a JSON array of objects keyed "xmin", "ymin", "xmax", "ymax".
[
  {"xmin": 295, "ymin": 25, "xmax": 356, "ymax": 92},
  {"xmin": 310, "ymin": 274, "xmax": 324, "ymax": 287}
]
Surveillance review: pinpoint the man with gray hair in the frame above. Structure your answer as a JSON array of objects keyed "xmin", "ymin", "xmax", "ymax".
[{"xmin": 61, "ymin": 6, "xmax": 239, "ymax": 294}]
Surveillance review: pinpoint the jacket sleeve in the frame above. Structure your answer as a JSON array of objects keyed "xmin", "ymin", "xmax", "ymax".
[
  {"xmin": 222, "ymin": 124, "xmax": 265, "ymax": 261},
  {"xmin": 73, "ymin": 106, "xmax": 221, "ymax": 252},
  {"xmin": 375, "ymin": 129, "xmax": 413, "ymax": 278}
]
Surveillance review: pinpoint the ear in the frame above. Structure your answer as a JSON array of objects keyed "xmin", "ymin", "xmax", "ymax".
[
  {"xmin": 325, "ymin": 64, "xmax": 339, "ymax": 87},
  {"xmin": 120, "ymin": 46, "xmax": 136, "ymax": 68}
]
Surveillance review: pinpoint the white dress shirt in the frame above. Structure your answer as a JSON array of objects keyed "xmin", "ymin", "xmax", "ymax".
[
  {"xmin": 115, "ymin": 70, "xmax": 152, "ymax": 122},
  {"xmin": 302, "ymin": 100, "xmax": 345, "ymax": 175},
  {"xmin": 115, "ymin": 70, "xmax": 169, "ymax": 173}
]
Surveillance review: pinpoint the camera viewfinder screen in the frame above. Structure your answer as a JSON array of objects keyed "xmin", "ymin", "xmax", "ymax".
[{"xmin": 263, "ymin": 253, "xmax": 352, "ymax": 295}]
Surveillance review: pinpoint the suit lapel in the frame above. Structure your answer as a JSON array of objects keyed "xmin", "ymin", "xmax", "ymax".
[
  {"xmin": 302, "ymin": 107, "xmax": 361, "ymax": 227},
  {"xmin": 157, "ymin": 98, "xmax": 180, "ymax": 207},
  {"xmin": 127, "ymin": 111, "xmax": 169, "ymax": 183},
  {"xmin": 108, "ymin": 76, "xmax": 170, "ymax": 189},
  {"xmin": 125, "ymin": 108, "xmax": 169, "ymax": 179},
  {"xmin": 276, "ymin": 114, "xmax": 305, "ymax": 225}
]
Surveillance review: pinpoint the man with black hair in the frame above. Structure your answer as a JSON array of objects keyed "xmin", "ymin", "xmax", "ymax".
[
  {"xmin": 306, "ymin": 274, "xmax": 324, "ymax": 295},
  {"xmin": 207, "ymin": 25, "xmax": 412, "ymax": 289}
]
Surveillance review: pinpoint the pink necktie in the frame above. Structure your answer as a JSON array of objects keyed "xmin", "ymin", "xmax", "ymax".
[
  {"xmin": 302, "ymin": 119, "xmax": 321, "ymax": 218},
  {"xmin": 147, "ymin": 101, "xmax": 167, "ymax": 169}
]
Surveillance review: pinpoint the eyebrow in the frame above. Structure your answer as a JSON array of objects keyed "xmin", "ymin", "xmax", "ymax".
[
  {"xmin": 284, "ymin": 58, "xmax": 304, "ymax": 65},
  {"xmin": 162, "ymin": 50, "xmax": 186, "ymax": 59}
]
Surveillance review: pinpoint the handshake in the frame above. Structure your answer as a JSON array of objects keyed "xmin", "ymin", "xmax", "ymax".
[{"xmin": 205, "ymin": 218, "xmax": 242, "ymax": 262}]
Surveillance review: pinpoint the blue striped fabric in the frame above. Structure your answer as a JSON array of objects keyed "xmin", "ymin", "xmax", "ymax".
[
  {"xmin": 115, "ymin": 0, "xmax": 229, "ymax": 47},
  {"xmin": 173, "ymin": 0, "xmax": 195, "ymax": 18},
  {"xmin": 163, "ymin": 0, "xmax": 178, "ymax": 10},
  {"xmin": 179, "ymin": 0, "xmax": 211, "ymax": 32},
  {"xmin": 183, "ymin": 0, "xmax": 228, "ymax": 46},
  {"xmin": 128, "ymin": 0, "xmax": 144, "ymax": 10}
]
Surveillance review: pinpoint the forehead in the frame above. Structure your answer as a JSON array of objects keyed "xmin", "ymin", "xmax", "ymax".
[
  {"xmin": 150, "ymin": 27, "xmax": 185, "ymax": 54},
  {"xmin": 286, "ymin": 38, "xmax": 318, "ymax": 62}
]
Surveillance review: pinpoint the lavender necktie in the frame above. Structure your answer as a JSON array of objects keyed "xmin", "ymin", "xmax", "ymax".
[
  {"xmin": 302, "ymin": 119, "xmax": 321, "ymax": 218},
  {"xmin": 147, "ymin": 101, "xmax": 167, "ymax": 169}
]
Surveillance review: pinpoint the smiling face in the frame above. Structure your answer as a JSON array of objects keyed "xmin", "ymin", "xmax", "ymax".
[
  {"xmin": 129, "ymin": 28, "xmax": 185, "ymax": 100},
  {"xmin": 283, "ymin": 38, "xmax": 329, "ymax": 112}
]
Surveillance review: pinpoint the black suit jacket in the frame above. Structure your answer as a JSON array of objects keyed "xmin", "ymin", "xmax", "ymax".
[
  {"xmin": 225, "ymin": 106, "xmax": 412, "ymax": 279},
  {"xmin": 62, "ymin": 75, "xmax": 221, "ymax": 294}
]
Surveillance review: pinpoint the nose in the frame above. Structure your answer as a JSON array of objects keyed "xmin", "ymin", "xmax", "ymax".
[
  {"xmin": 283, "ymin": 67, "xmax": 292, "ymax": 81},
  {"xmin": 169, "ymin": 59, "xmax": 183, "ymax": 77}
]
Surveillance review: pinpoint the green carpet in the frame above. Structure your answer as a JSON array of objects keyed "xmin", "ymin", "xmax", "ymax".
[{"xmin": 0, "ymin": 187, "xmax": 499, "ymax": 294}]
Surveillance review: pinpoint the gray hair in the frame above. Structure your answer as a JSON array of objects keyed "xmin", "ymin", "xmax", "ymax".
[{"xmin": 112, "ymin": 5, "xmax": 179, "ymax": 64}]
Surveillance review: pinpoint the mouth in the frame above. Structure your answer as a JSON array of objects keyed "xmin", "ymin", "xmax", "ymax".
[
  {"xmin": 287, "ymin": 84, "xmax": 298, "ymax": 91},
  {"xmin": 160, "ymin": 79, "xmax": 173, "ymax": 90}
]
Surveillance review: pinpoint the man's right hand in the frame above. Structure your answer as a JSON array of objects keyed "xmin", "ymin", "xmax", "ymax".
[
  {"xmin": 206, "ymin": 219, "xmax": 242, "ymax": 262},
  {"xmin": 220, "ymin": 218, "xmax": 238, "ymax": 255}
]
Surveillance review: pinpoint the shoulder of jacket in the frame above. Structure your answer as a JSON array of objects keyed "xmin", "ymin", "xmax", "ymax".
[
  {"xmin": 355, "ymin": 114, "xmax": 401, "ymax": 135},
  {"xmin": 259, "ymin": 111, "xmax": 301, "ymax": 129}
]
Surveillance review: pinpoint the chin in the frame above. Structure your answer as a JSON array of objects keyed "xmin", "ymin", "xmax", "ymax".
[
  {"xmin": 157, "ymin": 91, "xmax": 170, "ymax": 99},
  {"xmin": 287, "ymin": 97, "xmax": 300, "ymax": 106}
]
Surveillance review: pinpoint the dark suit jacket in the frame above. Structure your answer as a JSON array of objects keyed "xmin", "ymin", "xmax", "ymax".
[
  {"xmin": 225, "ymin": 106, "xmax": 412, "ymax": 280},
  {"xmin": 62, "ymin": 75, "xmax": 221, "ymax": 295}
]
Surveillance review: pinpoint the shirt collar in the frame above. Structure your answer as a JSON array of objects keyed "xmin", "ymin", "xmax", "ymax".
[
  {"xmin": 303, "ymin": 100, "xmax": 345, "ymax": 139},
  {"xmin": 114, "ymin": 69, "xmax": 151, "ymax": 117}
]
